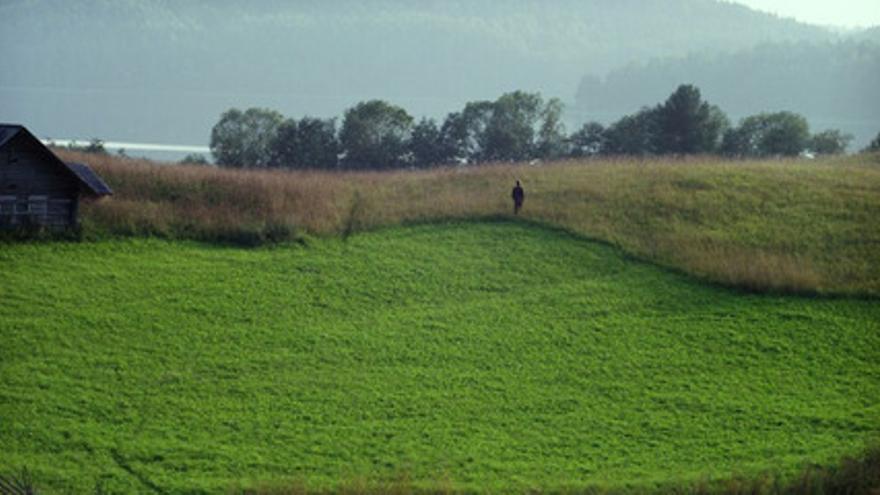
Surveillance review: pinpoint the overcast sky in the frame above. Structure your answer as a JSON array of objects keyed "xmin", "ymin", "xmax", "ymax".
[{"xmin": 732, "ymin": 0, "xmax": 880, "ymax": 28}]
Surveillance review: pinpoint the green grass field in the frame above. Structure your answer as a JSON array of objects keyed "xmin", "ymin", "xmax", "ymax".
[
  {"xmin": 1, "ymin": 221, "xmax": 878, "ymax": 493},
  {"xmin": 62, "ymin": 150, "xmax": 880, "ymax": 296}
]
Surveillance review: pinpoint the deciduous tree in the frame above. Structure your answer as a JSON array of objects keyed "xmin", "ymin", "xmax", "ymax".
[
  {"xmin": 409, "ymin": 118, "xmax": 450, "ymax": 168},
  {"xmin": 603, "ymin": 107, "xmax": 660, "ymax": 155},
  {"xmin": 721, "ymin": 111, "xmax": 809, "ymax": 157},
  {"xmin": 536, "ymin": 98, "xmax": 568, "ymax": 159},
  {"xmin": 809, "ymin": 129, "xmax": 852, "ymax": 156},
  {"xmin": 441, "ymin": 101, "xmax": 495, "ymax": 164},
  {"xmin": 340, "ymin": 100, "xmax": 413, "ymax": 169},
  {"xmin": 862, "ymin": 131, "xmax": 880, "ymax": 153},
  {"xmin": 292, "ymin": 117, "xmax": 338, "ymax": 169},
  {"xmin": 210, "ymin": 107, "xmax": 284, "ymax": 168},
  {"xmin": 484, "ymin": 91, "xmax": 543, "ymax": 161},
  {"xmin": 568, "ymin": 122, "xmax": 606, "ymax": 157}
]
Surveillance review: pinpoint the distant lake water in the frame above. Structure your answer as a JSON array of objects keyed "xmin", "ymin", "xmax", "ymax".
[
  {"xmin": 43, "ymin": 139, "xmax": 211, "ymax": 163},
  {"xmin": 4, "ymin": 85, "xmax": 478, "ymax": 163},
  {"xmin": 3, "ymin": 86, "xmax": 474, "ymax": 162}
]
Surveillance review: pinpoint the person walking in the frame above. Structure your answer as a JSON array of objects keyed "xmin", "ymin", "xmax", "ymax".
[{"xmin": 511, "ymin": 180, "xmax": 524, "ymax": 215}]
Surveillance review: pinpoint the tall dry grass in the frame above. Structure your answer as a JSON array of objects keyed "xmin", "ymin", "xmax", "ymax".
[{"xmin": 59, "ymin": 150, "xmax": 880, "ymax": 296}]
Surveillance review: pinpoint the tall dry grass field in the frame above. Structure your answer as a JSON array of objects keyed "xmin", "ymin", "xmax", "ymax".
[{"xmin": 58, "ymin": 150, "xmax": 880, "ymax": 296}]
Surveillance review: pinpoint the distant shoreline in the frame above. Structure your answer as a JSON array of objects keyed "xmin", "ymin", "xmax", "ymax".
[{"xmin": 42, "ymin": 139, "xmax": 209, "ymax": 154}]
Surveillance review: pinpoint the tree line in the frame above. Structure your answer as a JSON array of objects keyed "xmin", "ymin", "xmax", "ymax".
[
  {"xmin": 210, "ymin": 91, "xmax": 568, "ymax": 169},
  {"xmin": 209, "ymin": 85, "xmax": 869, "ymax": 169}
]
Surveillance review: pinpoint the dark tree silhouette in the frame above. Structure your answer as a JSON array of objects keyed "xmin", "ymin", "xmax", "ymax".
[
  {"xmin": 210, "ymin": 107, "xmax": 284, "ymax": 168},
  {"xmin": 340, "ymin": 100, "xmax": 413, "ymax": 170}
]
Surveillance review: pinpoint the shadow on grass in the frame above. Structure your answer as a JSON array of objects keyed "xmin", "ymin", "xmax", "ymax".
[
  {"xmin": 366, "ymin": 215, "xmax": 880, "ymax": 301},
  {"xmin": 0, "ymin": 467, "xmax": 37, "ymax": 495},
  {"xmin": 237, "ymin": 444, "xmax": 880, "ymax": 494},
  {"xmin": 5, "ymin": 214, "xmax": 877, "ymax": 301},
  {"xmin": 4, "ymin": 445, "xmax": 879, "ymax": 494}
]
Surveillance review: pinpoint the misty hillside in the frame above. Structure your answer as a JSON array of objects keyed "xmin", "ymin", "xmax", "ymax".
[
  {"xmin": 575, "ymin": 41, "xmax": 880, "ymax": 148},
  {"xmin": 854, "ymin": 26, "xmax": 880, "ymax": 42},
  {"xmin": 0, "ymin": 0, "xmax": 854, "ymax": 148}
]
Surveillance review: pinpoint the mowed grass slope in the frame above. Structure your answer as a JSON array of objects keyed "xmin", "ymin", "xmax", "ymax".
[
  {"xmin": 2, "ymin": 222, "xmax": 878, "ymax": 493},
  {"xmin": 60, "ymin": 150, "xmax": 880, "ymax": 296}
]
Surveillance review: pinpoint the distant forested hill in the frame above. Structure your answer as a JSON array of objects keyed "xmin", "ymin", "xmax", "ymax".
[
  {"xmin": 575, "ymin": 41, "xmax": 880, "ymax": 148},
  {"xmin": 854, "ymin": 26, "xmax": 880, "ymax": 42},
  {"xmin": 1, "ymin": 0, "xmax": 835, "ymax": 92},
  {"xmin": 0, "ymin": 0, "xmax": 853, "ymax": 147}
]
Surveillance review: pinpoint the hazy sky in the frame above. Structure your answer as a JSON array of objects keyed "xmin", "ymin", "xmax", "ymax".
[{"xmin": 733, "ymin": 0, "xmax": 880, "ymax": 28}]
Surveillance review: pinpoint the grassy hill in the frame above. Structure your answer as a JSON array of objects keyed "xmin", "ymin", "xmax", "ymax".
[
  {"xmin": 1, "ymin": 222, "xmax": 878, "ymax": 493},
  {"xmin": 61, "ymin": 150, "xmax": 880, "ymax": 296}
]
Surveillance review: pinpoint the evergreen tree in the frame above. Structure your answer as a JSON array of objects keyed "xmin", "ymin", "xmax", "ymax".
[{"xmin": 656, "ymin": 84, "xmax": 727, "ymax": 154}]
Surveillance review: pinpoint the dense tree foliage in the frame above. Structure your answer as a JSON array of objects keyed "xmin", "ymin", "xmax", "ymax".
[
  {"xmin": 433, "ymin": 92, "xmax": 566, "ymax": 164},
  {"xmin": 721, "ymin": 112, "xmax": 810, "ymax": 157},
  {"xmin": 809, "ymin": 130, "xmax": 853, "ymax": 156},
  {"xmin": 603, "ymin": 108, "xmax": 661, "ymax": 156},
  {"xmin": 268, "ymin": 119, "xmax": 300, "ymax": 168},
  {"xmin": 536, "ymin": 98, "xmax": 568, "ymax": 160},
  {"xmin": 442, "ymin": 101, "xmax": 495, "ymax": 163},
  {"xmin": 589, "ymin": 85, "xmax": 728, "ymax": 156},
  {"xmin": 270, "ymin": 118, "xmax": 339, "ymax": 169},
  {"xmin": 409, "ymin": 118, "xmax": 451, "ymax": 168},
  {"xmin": 209, "ymin": 85, "xmax": 848, "ymax": 169},
  {"xmin": 340, "ymin": 100, "xmax": 414, "ymax": 170},
  {"xmin": 568, "ymin": 122, "xmax": 606, "ymax": 158},
  {"xmin": 210, "ymin": 108, "xmax": 284, "ymax": 168},
  {"xmin": 483, "ymin": 91, "xmax": 544, "ymax": 162},
  {"xmin": 656, "ymin": 85, "xmax": 728, "ymax": 154}
]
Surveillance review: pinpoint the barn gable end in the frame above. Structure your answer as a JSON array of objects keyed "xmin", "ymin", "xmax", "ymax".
[{"xmin": 0, "ymin": 124, "xmax": 112, "ymax": 229}]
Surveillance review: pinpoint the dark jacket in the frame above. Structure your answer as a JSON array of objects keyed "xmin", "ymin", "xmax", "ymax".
[{"xmin": 512, "ymin": 185, "xmax": 524, "ymax": 204}]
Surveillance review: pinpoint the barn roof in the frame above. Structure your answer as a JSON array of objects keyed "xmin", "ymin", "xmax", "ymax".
[
  {"xmin": 0, "ymin": 124, "xmax": 23, "ymax": 148},
  {"xmin": 66, "ymin": 162, "xmax": 113, "ymax": 196},
  {"xmin": 0, "ymin": 123, "xmax": 112, "ymax": 197}
]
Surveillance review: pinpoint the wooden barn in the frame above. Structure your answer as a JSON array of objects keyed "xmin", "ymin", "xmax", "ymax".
[{"xmin": 0, "ymin": 124, "xmax": 112, "ymax": 229}]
